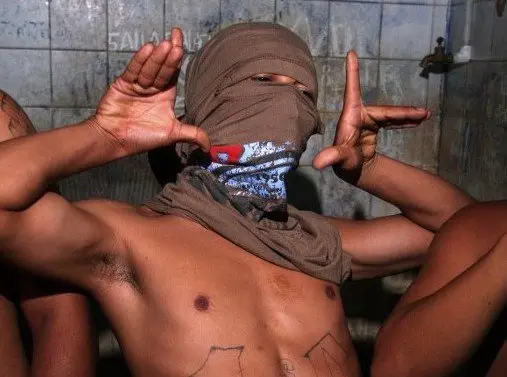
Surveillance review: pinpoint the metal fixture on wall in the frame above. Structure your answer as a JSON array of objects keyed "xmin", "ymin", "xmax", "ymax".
[
  {"xmin": 419, "ymin": 37, "xmax": 454, "ymax": 78},
  {"xmin": 453, "ymin": 0, "xmax": 473, "ymax": 64},
  {"xmin": 497, "ymin": 0, "xmax": 506, "ymax": 17}
]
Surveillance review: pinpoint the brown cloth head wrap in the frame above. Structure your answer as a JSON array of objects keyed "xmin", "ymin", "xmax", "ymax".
[
  {"xmin": 145, "ymin": 23, "xmax": 351, "ymax": 284},
  {"xmin": 178, "ymin": 22, "xmax": 322, "ymax": 163}
]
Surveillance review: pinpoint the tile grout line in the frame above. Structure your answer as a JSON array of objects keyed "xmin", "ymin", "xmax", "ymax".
[
  {"xmin": 328, "ymin": 1, "xmax": 451, "ymax": 6},
  {"xmin": 0, "ymin": 46, "xmax": 109, "ymax": 52},
  {"xmin": 490, "ymin": 2, "xmax": 496, "ymax": 55},
  {"xmin": 106, "ymin": 0, "xmax": 110, "ymax": 85},
  {"xmin": 219, "ymin": 0, "xmax": 223, "ymax": 30},
  {"xmin": 324, "ymin": 6, "xmax": 333, "ymax": 127},
  {"xmin": 163, "ymin": 0, "xmax": 166, "ymax": 38},
  {"xmin": 426, "ymin": 4, "xmax": 437, "ymax": 109},
  {"xmin": 48, "ymin": 0, "xmax": 54, "ymax": 128},
  {"xmin": 376, "ymin": 3, "xmax": 384, "ymax": 106},
  {"xmin": 435, "ymin": 2, "xmax": 451, "ymax": 172},
  {"xmin": 371, "ymin": 2, "xmax": 385, "ymax": 217},
  {"xmin": 326, "ymin": 0, "xmax": 331, "ymax": 58},
  {"xmin": 5, "ymin": 44, "xmax": 478, "ymax": 60},
  {"xmin": 323, "ymin": 0, "xmax": 333, "ymax": 215},
  {"xmin": 6, "ymin": 46, "xmax": 504, "ymax": 61}
]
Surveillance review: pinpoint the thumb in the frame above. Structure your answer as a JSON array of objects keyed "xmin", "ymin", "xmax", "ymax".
[
  {"xmin": 171, "ymin": 122, "xmax": 211, "ymax": 152},
  {"xmin": 313, "ymin": 145, "xmax": 353, "ymax": 170}
]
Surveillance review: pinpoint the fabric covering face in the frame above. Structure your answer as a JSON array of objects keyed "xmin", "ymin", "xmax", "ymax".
[
  {"xmin": 145, "ymin": 22, "xmax": 351, "ymax": 284},
  {"xmin": 178, "ymin": 22, "xmax": 322, "ymax": 166},
  {"xmin": 178, "ymin": 23, "xmax": 322, "ymax": 202}
]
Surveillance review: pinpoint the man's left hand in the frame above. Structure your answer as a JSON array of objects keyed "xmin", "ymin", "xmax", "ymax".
[{"xmin": 312, "ymin": 51, "xmax": 431, "ymax": 183}]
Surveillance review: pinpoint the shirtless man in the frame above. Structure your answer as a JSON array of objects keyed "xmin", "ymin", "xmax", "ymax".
[
  {"xmin": 0, "ymin": 92, "xmax": 96, "ymax": 377},
  {"xmin": 372, "ymin": 201, "xmax": 507, "ymax": 377},
  {"xmin": 0, "ymin": 23, "xmax": 472, "ymax": 377}
]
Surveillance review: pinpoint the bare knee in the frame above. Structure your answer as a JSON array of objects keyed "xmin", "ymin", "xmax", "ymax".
[
  {"xmin": 455, "ymin": 201, "xmax": 507, "ymax": 221},
  {"xmin": 0, "ymin": 89, "xmax": 36, "ymax": 142},
  {"xmin": 445, "ymin": 201, "xmax": 507, "ymax": 241}
]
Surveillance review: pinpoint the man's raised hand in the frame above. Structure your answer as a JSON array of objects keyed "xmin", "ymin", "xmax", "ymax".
[
  {"xmin": 94, "ymin": 28, "xmax": 210, "ymax": 154},
  {"xmin": 312, "ymin": 51, "xmax": 430, "ymax": 183}
]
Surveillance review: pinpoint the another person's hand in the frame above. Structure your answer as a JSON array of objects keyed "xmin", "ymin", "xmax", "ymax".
[
  {"xmin": 94, "ymin": 28, "xmax": 210, "ymax": 154},
  {"xmin": 312, "ymin": 51, "xmax": 430, "ymax": 183}
]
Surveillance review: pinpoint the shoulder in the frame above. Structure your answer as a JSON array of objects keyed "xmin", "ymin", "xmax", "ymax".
[
  {"xmin": 70, "ymin": 199, "xmax": 144, "ymax": 252},
  {"xmin": 74, "ymin": 198, "xmax": 137, "ymax": 213},
  {"xmin": 73, "ymin": 199, "xmax": 140, "ymax": 227},
  {"xmin": 74, "ymin": 198, "xmax": 203, "ymax": 243}
]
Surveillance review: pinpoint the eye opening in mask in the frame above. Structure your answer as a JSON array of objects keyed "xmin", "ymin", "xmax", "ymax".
[{"xmin": 251, "ymin": 73, "xmax": 311, "ymax": 99}]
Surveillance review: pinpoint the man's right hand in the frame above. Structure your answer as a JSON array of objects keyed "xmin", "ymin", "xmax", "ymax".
[{"xmin": 95, "ymin": 28, "xmax": 210, "ymax": 154}]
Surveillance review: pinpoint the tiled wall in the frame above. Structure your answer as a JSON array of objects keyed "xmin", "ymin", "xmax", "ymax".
[
  {"xmin": 1, "ymin": 0, "xmax": 448, "ymax": 211},
  {"xmin": 440, "ymin": 0, "xmax": 507, "ymax": 200},
  {"xmin": 0, "ymin": 0, "xmax": 449, "ymax": 373}
]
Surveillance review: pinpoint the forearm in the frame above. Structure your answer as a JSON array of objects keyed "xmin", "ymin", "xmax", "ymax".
[
  {"xmin": 373, "ymin": 238, "xmax": 507, "ymax": 377},
  {"xmin": 328, "ymin": 215, "xmax": 432, "ymax": 280},
  {"xmin": 358, "ymin": 154, "xmax": 474, "ymax": 232},
  {"xmin": 0, "ymin": 118, "xmax": 125, "ymax": 211},
  {"xmin": 21, "ymin": 292, "xmax": 97, "ymax": 377},
  {"xmin": 0, "ymin": 297, "xmax": 28, "ymax": 377}
]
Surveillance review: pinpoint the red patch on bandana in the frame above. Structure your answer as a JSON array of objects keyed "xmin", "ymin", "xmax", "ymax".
[{"xmin": 210, "ymin": 144, "xmax": 245, "ymax": 163}]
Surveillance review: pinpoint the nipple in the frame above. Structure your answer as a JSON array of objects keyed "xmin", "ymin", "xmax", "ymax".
[
  {"xmin": 325, "ymin": 286, "xmax": 337, "ymax": 300},
  {"xmin": 194, "ymin": 294, "xmax": 210, "ymax": 311}
]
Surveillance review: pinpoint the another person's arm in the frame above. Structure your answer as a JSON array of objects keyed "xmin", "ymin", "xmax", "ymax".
[
  {"xmin": 0, "ymin": 268, "xmax": 29, "ymax": 377},
  {"xmin": 371, "ymin": 201, "xmax": 507, "ymax": 377},
  {"xmin": 19, "ymin": 277, "xmax": 96, "ymax": 377},
  {"xmin": 0, "ymin": 91, "xmax": 97, "ymax": 377}
]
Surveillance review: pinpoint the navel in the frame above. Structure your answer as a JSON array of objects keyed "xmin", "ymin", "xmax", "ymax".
[
  {"xmin": 194, "ymin": 294, "xmax": 210, "ymax": 311},
  {"xmin": 325, "ymin": 285, "xmax": 337, "ymax": 300}
]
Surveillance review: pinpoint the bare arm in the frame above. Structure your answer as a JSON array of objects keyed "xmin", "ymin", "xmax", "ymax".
[
  {"xmin": 326, "ymin": 215, "xmax": 432, "ymax": 280},
  {"xmin": 0, "ymin": 268, "xmax": 28, "ymax": 377},
  {"xmin": 334, "ymin": 155, "xmax": 472, "ymax": 279},
  {"xmin": 0, "ymin": 31, "xmax": 209, "ymax": 285},
  {"xmin": 0, "ymin": 120, "xmax": 125, "ymax": 211},
  {"xmin": 357, "ymin": 154, "xmax": 473, "ymax": 232},
  {"xmin": 19, "ymin": 278, "xmax": 97, "ymax": 377},
  {"xmin": 314, "ymin": 51, "xmax": 473, "ymax": 234},
  {"xmin": 0, "ymin": 90, "xmax": 121, "ymax": 286},
  {"xmin": 330, "ymin": 156, "xmax": 472, "ymax": 278},
  {"xmin": 372, "ymin": 201, "xmax": 507, "ymax": 377},
  {"xmin": 314, "ymin": 52, "xmax": 472, "ymax": 277},
  {"xmin": 0, "ymin": 93, "xmax": 96, "ymax": 377}
]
